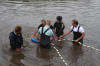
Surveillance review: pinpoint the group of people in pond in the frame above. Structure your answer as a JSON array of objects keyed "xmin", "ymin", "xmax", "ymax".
[{"xmin": 9, "ymin": 16, "xmax": 85, "ymax": 51}]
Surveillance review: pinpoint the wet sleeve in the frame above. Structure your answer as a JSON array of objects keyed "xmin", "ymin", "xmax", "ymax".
[
  {"xmin": 9, "ymin": 32, "xmax": 14, "ymax": 40},
  {"xmin": 20, "ymin": 34, "xmax": 23, "ymax": 45},
  {"xmin": 9, "ymin": 33, "xmax": 16, "ymax": 45}
]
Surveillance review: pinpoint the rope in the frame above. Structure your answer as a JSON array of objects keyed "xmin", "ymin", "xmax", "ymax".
[
  {"xmin": 51, "ymin": 43, "xmax": 69, "ymax": 66},
  {"xmin": 58, "ymin": 39, "xmax": 100, "ymax": 52}
]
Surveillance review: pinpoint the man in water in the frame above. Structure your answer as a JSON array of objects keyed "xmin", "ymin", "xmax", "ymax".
[
  {"xmin": 37, "ymin": 21, "xmax": 54, "ymax": 48},
  {"xmin": 53, "ymin": 16, "xmax": 65, "ymax": 39},
  {"xmin": 60, "ymin": 19, "xmax": 85, "ymax": 43}
]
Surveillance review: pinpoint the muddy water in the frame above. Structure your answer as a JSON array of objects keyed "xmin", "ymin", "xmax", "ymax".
[{"xmin": 0, "ymin": 0, "xmax": 100, "ymax": 66}]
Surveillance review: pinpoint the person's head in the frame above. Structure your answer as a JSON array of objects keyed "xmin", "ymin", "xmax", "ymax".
[
  {"xmin": 56, "ymin": 16, "xmax": 62, "ymax": 22},
  {"xmin": 41, "ymin": 19, "xmax": 46, "ymax": 26},
  {"xmin": 47, "ymin": 20, "xmax": 51, "ymax": 26},
  {"xmin": 14, "ymin": 25, "xmax": 22, "ymax": 34},
  {"xmin": 72, "ymin": 19, "xmax": 79, "ymax": 27}
]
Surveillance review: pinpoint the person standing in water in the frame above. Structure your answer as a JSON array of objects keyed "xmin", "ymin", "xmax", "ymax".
[
  {"xmin": 60, "ymin": 19, "xmax": 85, "ymax": 43},
  {"xmin": 9, "ymin": 25, "xmax": 24, "ymax": 51},
  {"xmin": 37, "ymin": 21, "xmax": 54, "ymax": 48},
  {"xmin": 32, "ymin": 19, "xmax": 46, "ymax": 37},
  {"xmin": 53, "ymin": 16, "xmax": 65, "ymax": 39}
]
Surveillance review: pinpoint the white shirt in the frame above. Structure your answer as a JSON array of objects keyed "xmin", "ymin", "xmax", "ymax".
[
  {"xmin": 70, "ymin": 25, "xmax": 85, "ymax": 33},
  {"xmin": 38, "ymin": 25, "xmax": 54, "ymax": 37}
]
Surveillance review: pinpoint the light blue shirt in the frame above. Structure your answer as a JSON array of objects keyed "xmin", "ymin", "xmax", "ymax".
[{"xmin": 38, "ymin": 25, "xmax": 54, "ymax": 37}]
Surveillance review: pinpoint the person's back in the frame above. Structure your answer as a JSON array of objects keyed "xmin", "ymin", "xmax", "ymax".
[
  {"xmin": 39, "ymin": 25, "xmax": 54, "ymax": 37},
  {"xmin": 38, "ymin": 25, "xmax": 54, "ymax": 48},
  {"xmin": 54, "ymin": 16, "xmax": 65, "ymax": 37},
  {"xmin": 9, "ymin": 26, "xmax": 24, "ymax": 51}
]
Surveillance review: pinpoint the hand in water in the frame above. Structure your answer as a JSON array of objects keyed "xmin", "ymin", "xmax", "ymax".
[
  {"xmin": 60, "ymin": 35, "xmax": 64, "ymax": 39},
  {"xmin": 32, "ymin": 35, "xmax": 34, "ymax": 38},
  {"xmin": 74, "ymin": 40, "xmax": 79, "ymax": 43},
  {"xmin": 54, "ymin": 35, "xmax": 57, "ymax": 39},
  {"xmin": 21, "ymin": 46, "xmax": 24, "ymax": 50},
  {"xmin": 16, "ymin": 48, "xmax": 20, "ymax": 52}
]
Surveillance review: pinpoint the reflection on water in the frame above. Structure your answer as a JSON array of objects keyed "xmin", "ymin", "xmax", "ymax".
[
  {"xmin": 56, "ymin": 41, "xmax": 65, "ymax": 49},
  {"xmin": 9, "ymin": 51, "xmax": 25, "ymax": 66},
  {"xmin": 36, "ymin": 46, "xmax": 53, "ymax": 66},
  {"xmin": 36, "ymin": 46, "xmax": 51, "ymax": 60},
  {"xmin": 69, "ymin": 43, "xmax": 83, "ymax": 65}
]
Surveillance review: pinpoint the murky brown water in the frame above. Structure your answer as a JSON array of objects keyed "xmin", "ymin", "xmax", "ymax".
[{"xmin": 0, "ymin": 0, "xmax": 100, "ymax": 66}]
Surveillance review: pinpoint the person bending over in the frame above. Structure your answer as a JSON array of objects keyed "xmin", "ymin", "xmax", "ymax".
[{"xmin": 9, "ymin": 25, "xmax": 24, "ymax": 51}]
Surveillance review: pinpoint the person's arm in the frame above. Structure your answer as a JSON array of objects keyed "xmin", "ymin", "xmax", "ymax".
[
  {"xmin": 53, "ymin": 23, "xmax": 56, "ymax": 29},
  {"xmin": 50, "ymin": 29, "xmax": 54, "ymax": 41},
  {"xmin": 32, "ymin": 24, "xmax": 42, "ymax": 37},
  {"xmin": 52, "ymin": 29, "xmax": 57, "ymax": 38},
  {"xmin": 74, "ymin": 32, "xmax": 85, "ymax": 42},
  {"xmin": 20, "ymin": 33, "xmax": 24, "ymax": 49},
  {"xmin": 60, "ymin": 29, "xmax": 73, "ymax": 38},
  {"xmin": 74, "ymin": 27, "xmax": 85, "ymax": 42},
  {"xmin": 53, "ymin": 23, "xmax": 57, "ymax": 38},
  {"xmin": 9, "ymin": 32, "xmax": 18, "ymax": 49},
  {"xmin": 32, "ymin": 28, "xmax": 38, "ymax": 37},
  {"xmin": 20, "ymin": 33, "xmax": 23, "ymax": 45},
  {"xmin": 36, "ymin": 27, "xmax": 42, "ymax": 40},
  {"xmin": 9, "ymin": 32, "xmax": 15, "ymax": 44},
  {"xmin": 36, "ymin": 33, "xmax": 40, "ymax": 40},
  {"xmin": 21, "ymin": 38, "xmax": 24, "ymax": 50}
]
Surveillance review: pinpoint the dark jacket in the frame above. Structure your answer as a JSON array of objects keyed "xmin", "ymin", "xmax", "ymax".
[
  {"xmin": 9, "ymin": 31, "xmax": 23, "ymax": 49},
  {"xmin": 54, "ymin": 22, "xmax": 65, "ymax": 37}
]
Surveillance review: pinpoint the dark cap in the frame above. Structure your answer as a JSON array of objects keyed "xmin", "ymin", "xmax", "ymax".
[{"xmin": 56, "ymin": 16, "xmax": 62, "ymax": 21}]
